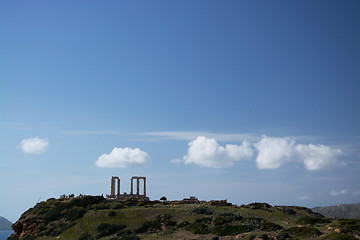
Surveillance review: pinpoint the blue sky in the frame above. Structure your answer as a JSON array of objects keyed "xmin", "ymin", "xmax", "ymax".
[{"xmin": 1, "ymin": 0, "xmax": 360, "ymax": 223}]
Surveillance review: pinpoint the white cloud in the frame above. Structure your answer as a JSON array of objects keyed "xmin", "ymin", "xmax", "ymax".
[
  {"xmin": 254, "ymin": 135, "xmax": 342, "ymax": 170},
  {"xmin": 96, "ymin": 147, "xmax": 149, "ymax": 168},
  {"xmin": 182, "ymin": 136, "xmax": 254, "ymax": 168},
  {"xmin": 299, "ymin": 195, "xmax": 311, "ymax": 200},
  {"xmin": 254, "ymin": 136, "xmax": 295, "ymax": 169},
  {"xmin": 170, "ymin": 158, "xmax": 182, "ymax": 164},
  {"xmin": 171, "ymin": 134, "xmax": 343, "ymax": 170},
  {"xmin": 19, "ymin": 137, "xmax": 49, "ymax": 154},
  {"xmin": 330, "ymin": 189, "xmax": 348, "ymax": 196},
  {"xmin": 295, "ymin": 144, "xmax": 342, "ymax": 170}
]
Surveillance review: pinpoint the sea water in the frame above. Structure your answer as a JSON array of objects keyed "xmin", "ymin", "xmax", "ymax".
[{"xmin": 0, "ymin": 230, "xmax": 13, "ymax": 240}]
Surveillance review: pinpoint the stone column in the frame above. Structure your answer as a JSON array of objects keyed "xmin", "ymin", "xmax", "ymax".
[
  {"xmin": 117, "ymin": 178, "xmax": 120, "ymax": 196},
  {"xmin": 136, "ymin": 178, "xmax": 140, "ymax": 195},
  {"xmin": 111, "ymin": 177, "xmax": 115, "ymax": 197},
  {"xmin": 130, "ymin": 178, "xmax": 133, "ymax": 195},
  {"xmin": 143, "ymin": 177, "xmax": 146, "ymax": 197}
]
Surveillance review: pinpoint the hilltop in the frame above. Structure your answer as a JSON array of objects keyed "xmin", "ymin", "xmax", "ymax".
[
  {"xmin": 9, "ymin": 196, "xmax": 360, "ymax": 240},
  {"xmin": 313, "ymin": 203, "xmax": 360, "ymax": 219},
  {"xmin": 0, "ymin": 216, "xmax": 12, "ymax": 230}
]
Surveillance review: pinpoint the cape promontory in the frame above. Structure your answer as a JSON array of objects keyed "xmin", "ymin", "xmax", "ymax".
[{"xmin": 8, "ymin": 195, "xmax": 360, "ymax": 240}]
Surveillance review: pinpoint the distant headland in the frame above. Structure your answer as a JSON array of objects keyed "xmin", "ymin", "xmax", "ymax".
[{"xmin": 0, "ymin": 216, "xmax": 12, "ymax": 230}]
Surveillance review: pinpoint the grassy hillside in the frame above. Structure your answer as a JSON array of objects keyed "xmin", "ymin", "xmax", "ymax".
[{"xmin": 9, "ymin": 196, "xmax": 360, "ymax": 240}]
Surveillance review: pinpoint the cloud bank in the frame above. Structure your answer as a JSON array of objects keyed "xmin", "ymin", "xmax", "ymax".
[
  {"xmin": 181, "ymin": 136, "xmax": 254, "ymax": 168},
  {"xmin": 298, "ymin": 195, "xmax": 311, "ymax": 200},
  {"xmin": 330, "ymin": 189, "xmax": 348, "ymax": 196},
  {"xmin": 19, "ymin": 137, "xmax": 49, "ymax": 154},
  {"xmin": 255, "ymin": 136, "xmax": 342, "ymax": 170},
  {"xmin": 175, "ymin": 135, "xmax": 342, "ymax": 170},
  {"xmin": 96, "ymin": 147, "xmax": 149, "ymax": 168}
]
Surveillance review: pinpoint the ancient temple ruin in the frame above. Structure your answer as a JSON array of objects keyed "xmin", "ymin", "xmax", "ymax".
[
  {"xmin": 110, "ymin": 176, "xmax": 120, "ymax": 197},
  {"xmin": 110, "ymin": 176, "xmax": 147, "ymax": 200},
  {"xmin": 130, "ymin": 176, "xmax": 146, "ymax": 196}
]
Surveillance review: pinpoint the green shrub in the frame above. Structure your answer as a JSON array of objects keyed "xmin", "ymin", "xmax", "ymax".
[
  {"xmin": 42, "ymin": 228, "xmax": 51, "ymax": 236},
  {"xmin": 242, "ymin": 216, "xmax": 265, "ymax": 229},
  {"xmin": 110, "ymin": 202, "xmax": 124, "ymax": 209},
  {"xmin": 79, "ymin": 233, "xmax": 93, "ymax": 240},
  {"xmin": 136, "ymin": 220, "xmax": 159, "ymax": 233},
  {"xmin": 215, "ymin": 213, "xmax": 243, "ymax": 222},
  {"xmin": 136, "ymin": 214, "xmax": 175, "ymax": 233},
  {"xmin": 185, "ymin": 222, "xmax": 211, "ymax": 234},
  {"xmin": 125, "ymin": 200, "xmax": 138, "ymax": 206},
  {"xmin": 43, "ymin": 207, "xmax": 62, "ymax": 223},
  {"xmin": 241, "ymin": 216, "xmax": 281, "ymax": 231},
  {"xmin": 24, "ymin": 216, "xmax": 37, "ymax": 225},
  {"xmin": 296, "ymin": 216, "xmax": 330, "ymax": 226},
  {"xmin": 280, "ymin": 207, "xmax": 296, "ymax": 215},
  {"xmin": 108, "ymin": 210, "xmax": 117, "ymax": 217},
  {"xmin": 248, "ymin": 234, "xmax": 256, "ymax": 240},
  {"xmin": 64, "ymin": 206, "xmax": 86, "ymax": 221},
  {"xmin": 22, "ymin": 234, "xmax": 35, "ymax": 240},
  {"xmin": 35, "ymin": 223, "xmax": 47, "ymax": 234},
  {"xmin": 42, "ymin": 221, "xmax": 75, "ymax": 237},
  {"xmin": 110, "ymin": 235, "xmax": 140, "ymax": 240},
  {"xmin": 247, "ymin": 202, "xmax": 272, "ymax": 210},
  {"xmin": 276, "ymin": 232, "xmax": 291, "ymax": 240},
  {"xmin": 190, "ymin": 206, "xmax": 213, "ymax": 215},
  {"xmin": 69, "ymin": 196, "xmax": 104, "ymax": 209},
  {"xmin": 281, "ymin": 226, "xmax": 321, "ymax": 237},
  {"xmin": 45, "ymin": 198, "xmax": 57, "ymax": 205},
  {"xmin": 155, "ymin": 213, "xmax": 172, "ymax": 222},
  {"xmin": 196, "ymin": 217, "xmax": 212, "ymax": 224},
  {"xmin": 96, "ymin": 223, "xmax": 126, "ymax": 238},
  {"xmin": 212, "ymin": 224, "xmax": 250, "ymax": 236},
  {"xmin": 293, "ymin": 206, "xmax": 321, "ymax": 216},
  {"xmin": 218, "ymin": 212, "xmax": 234, "ymax": 217},
  {"xmin": 165, "ymin": 220, "xmax": 177, "ymax": 227},
  {"xmin": 34, "ymin": 207, "xmax": 48, "ymax": 215},
  {"xmin": 321, "ymin": 232, "xmax": 357, "ymax": 240},
  {"xmin": 332, "ymin": 219, "xmax": 360, "ymax": 234},
  {"xmin": 260, "ymin": 233, "xmax": 270, "ymax": 240},
  {"xmin": 213, "ymin": 216, "xmax": 233, "ymax": 226},
  {"xmin": 136, "ymin": 201, "xmax": 145, "ymax": 207},
  {"xmin": 177, "ymin": 221, "xmax": 190, "ymax": 228},
  {"xmin": 91, "ymin": 202, "xmax": 109, "ymax": 210},
  {"xmin": 260, "ymin": 221, "xmax": 283, "ymax": 231},
  {"xmin": 49, "ymin": 227, "xmax": 63, "ymax": 237},
  {"xmin": 233, "ymin": 213, "xmax": 243, "ymax": 221}
]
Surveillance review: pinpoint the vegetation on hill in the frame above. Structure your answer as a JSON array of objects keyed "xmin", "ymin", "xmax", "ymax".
[
  {"xmin": 312, "ymin": 203, "xmax": 360, "ymax": 219},
  {"xmin": 8, "ymin": 196, "xmax": 360, "ymax": 240}
]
